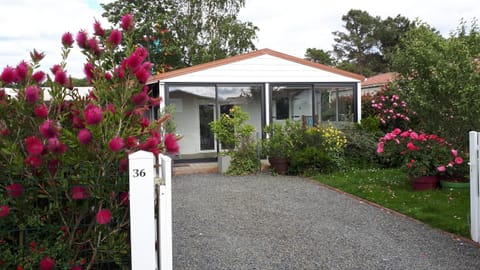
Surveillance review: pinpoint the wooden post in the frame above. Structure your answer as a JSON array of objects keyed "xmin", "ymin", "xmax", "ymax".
[
  {"xmin": 469, "ymin": 131, "xmax": 480, "ymax": 243},
  {"xmin": 129, "ymin": 151, "xmax": 156, "ymax": 269},
  {"xmin": 157, "ymin": 154, "xmax": 173, "ymax": 270}
]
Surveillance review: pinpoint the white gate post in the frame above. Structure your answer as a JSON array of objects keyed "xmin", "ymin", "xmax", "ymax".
[
  {"xmin": 129, "ymin": 150, "xmax": 157, "ymax": 269},
  {"xmin": 469, "ymin": 131, "xmax": 480, "ymax": 243},
  {"xmin": 157, "ymin": 154, "xmax": 173, "ymax": 270}
]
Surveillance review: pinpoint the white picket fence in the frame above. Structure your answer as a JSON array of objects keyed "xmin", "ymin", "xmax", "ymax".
[
  {"xmin": 128, "ymin": 150, "xmax": 173, "ymax": 270},
  {"xmin": 469, "ymin": 131, "xmax": 480, "ymax": 243}
]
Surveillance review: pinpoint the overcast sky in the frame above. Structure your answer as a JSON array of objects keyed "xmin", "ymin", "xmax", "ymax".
[{"xmin": 1, "ymin": 0, "xmax": 479, "ymax": 78}]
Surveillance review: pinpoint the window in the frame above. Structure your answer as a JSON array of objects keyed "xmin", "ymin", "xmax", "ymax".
[{"xmin": 315, "ymin": 86, "xmax": 354, "ymax": 122}]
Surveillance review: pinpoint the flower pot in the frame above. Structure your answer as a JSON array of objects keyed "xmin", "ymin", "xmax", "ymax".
[
  {"xmin": 440, "ymin": 180, "xmax": 470, "ymax": 189},
  {"xmin": 268, "ymin": 157, "xmax": 289, "ymax": 175},
  {"xmin": 411, "ymin": 175, "xmax": 439, "ymax": 191}
]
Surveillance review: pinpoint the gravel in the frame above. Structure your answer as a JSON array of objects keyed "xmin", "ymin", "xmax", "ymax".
[{"xmin": 172, "ymin": 173, "xmax": 480, "ymax": 270}]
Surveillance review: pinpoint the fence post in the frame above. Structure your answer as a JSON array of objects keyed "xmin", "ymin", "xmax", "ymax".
[
  {"xmin": 129, "ymin": 150, "xmax": 157, "ymax": 269},
  {"xmin": 469, "ymin": 131, "xmax": 480, "ymax": 243},
  {"xmin": 157, "ymin": 154, "xmax": 173, "ymax": 270}
]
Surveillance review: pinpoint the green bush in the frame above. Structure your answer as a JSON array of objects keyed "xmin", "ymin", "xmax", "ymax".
[
  {"xmin": 227, "ymin": 141, "xmax": 260, "ymax": 175},
  {"xmin": 290, "ymin": 146, "xmax": 341, "ymax": 175},
  {"xmin": 342, "ymin": 126, "xmax": 382, "ymax": 169}
]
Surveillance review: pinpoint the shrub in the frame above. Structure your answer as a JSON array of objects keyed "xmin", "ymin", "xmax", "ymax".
[{"xmin": 0, "ymin": 14, "xmax": 177, "ymax": 269}]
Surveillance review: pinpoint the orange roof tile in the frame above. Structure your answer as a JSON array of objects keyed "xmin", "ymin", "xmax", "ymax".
[
  {"xmin": 362, "ymin": 72, "xmax": 398, "ymax": 87},
  {"xmin": 147, "ymin": 48, "xmax": 365, "ymax": 83}
]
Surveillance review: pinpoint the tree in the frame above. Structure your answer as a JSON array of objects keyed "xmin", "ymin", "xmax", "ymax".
[
  {"xmin": 101, "ymin": 0, "xmax": 258, "ymax": 72},
  {"xmin": 391, "ymin": 20, "xmax": 480, "ymax": 149},
  {"xmin": 304, "ymin": 48, "xmax": 334, "ymax": 65},
  {"xmin": 332, "ymin": 9, "xmax": 412, "ymax": 76}
]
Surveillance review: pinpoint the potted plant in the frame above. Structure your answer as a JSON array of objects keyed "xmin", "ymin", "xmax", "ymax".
[
  {"xmin": 377, "ymin": 128, "xmax": 463, "ymax": 190},
  {"xmin": 209, "ymin": 106, "xmax": 259, "ymax": 175},
  {"xmin": 262, "ymin": 120, "xmax": 296, "ymax": 174}
]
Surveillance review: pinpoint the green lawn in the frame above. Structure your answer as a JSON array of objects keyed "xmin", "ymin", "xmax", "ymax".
[{"xmin": 313, "ymin": 168, "xmax": 471, "ymax": 237}]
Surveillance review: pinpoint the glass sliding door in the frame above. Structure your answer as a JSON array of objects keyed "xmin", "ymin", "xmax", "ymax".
[
  {"xmin": 315, "ymin": 85, "xmax": 354, "ymax": 123},
  {"xmin": 271, "ymin": 85, "xmax": 313, "ymax": 125},
  {"xmin": 199, "ymin": 104, "xmax": 214, "ymax": 150}
]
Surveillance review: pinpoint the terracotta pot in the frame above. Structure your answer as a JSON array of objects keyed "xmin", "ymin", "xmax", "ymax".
[
  {"xmin": 411, "ymin": 175, "xmax": 439, "ymax": 191},
  {"xmin": 268, "ymin": 157, "xmax": 289, "ymax": 175}
]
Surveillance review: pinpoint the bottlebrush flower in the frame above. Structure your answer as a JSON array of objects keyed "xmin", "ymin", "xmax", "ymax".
[
  {"xmin": 78, "ymin": 129, "xmax": 92, "ymax": 145},
  {"xmin": 131, "ymin": 91, "xmax": 148, "ymax": 106},
  {"xmin": 24, "ymin": 155, "xmax": 42, "ymax": 167},
  {"xmin": 119, "ymin": 158, "xmax": 128, "ymax": 172},
  {"xmin": 34, "ymin": 104, "xmax": 48, "ymax": 118},
  {"xmin": 30, "ymin": 49, "xmax": 45, "ymax": 62},
  {"xmin": 164, "ymin": 133, "xmax": 179, "ymax": 153},
  {"xmin": 135, "ymin": 67, "xmax": 151, "ymax": 84},
  {"xmin": 61, "ymin": 32, "xmax": 74, "ymax": 48},
  {"xmin": 84, "ymin": 62, "xmax": 95, "ymax": 82},
  {"xmin": 6, "ymin": 183, "xmax": 24, "ymax": 198},
  {"xmin": 88, "ymin": 37, "xmax": 101, "ymax": 56},
  {"xmin": 126, "ymin": 136, "xmax": 138, "ymax": 148},
  {"xmin": 0, "ymin": 65, "xmax": 17, "ymax": 84},
  {"xmin": 16, "ymin": 61, "xmax": 28, "ymax": 81},
  {"xmin": 121, "ymin": 14, "xmax": 134, "ymax": 31},
  {"xmin": 47, "ymin": 137, "xmax": 67, "ymax": 154},
  {"xmin": 84, "ymin": 104, "xmax": 103, "ymax": 125},
  {"xmin": 71, "ymin": 186, "xmax": 89, "ymax": 200},
  {"xmin": 25, "ymin": 85, "xmax": 41, "ymax": 103},
  {"xmin": 107, "ymin": 29, "xmax": 122, "ymax": 46},
  {"xmin": 109, "ymin": 136, "xmax": 125, "ymax": 152},
  {"xmin": 70, "ymin": 265, "xmax": 82, "ymax": 270},
  {"xmin": 39, "ymin": 120, "xmax": 59, "ymax": 139},
  {"xmin": 96, "ymin": 209, "xmax": 112, "ymax": 224},
  {"xmin": 39, "ymin": 256, "xmax": 55, "ymax": 270},
  {"xmin": 32, "ymin": 70, "xmax": 46, "ymax": 83},
  {"xmin": 76, "ymin": 30, "xmax": 89, "ymax": 49},
  {"xmin": 25, "ymin": 136, "xmax": 44, "ymax": 155},
  {"xmin": 0, "ymin": 205, "xmax": 9, "ymax": 218},
  {"xmin": 48, "ymin": 159, "xmax": 60, "ymax": 174},
  {"xmin": 54, "ymin": 69, "xmax": 68, "ymax": 86},
  {"xmin": 93, "ymin": 20, "xmax": 105, "ymax": 36}
]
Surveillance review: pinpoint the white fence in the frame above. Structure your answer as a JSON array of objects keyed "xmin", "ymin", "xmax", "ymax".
[
  {"xmin": 129, "ymin": 150, "xmax": 173, "ymax": 270},
  {"xmin": 469, "ymin": 131, "xmax": 480, "ymax": 243}
]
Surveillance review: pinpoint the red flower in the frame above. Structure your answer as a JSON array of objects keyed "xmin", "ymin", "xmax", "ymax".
[
  {"xmin": 39, "ymin": 120, "xmax": 59, "ymax": 139},
  {"xmin": 93, "ymin": 20, "xmax": 105, "ymax": 36},
  {"xmin": 25, "ymin": 85, "xmax": 41, "ymax": 104},
  {"xmin": 25, "ymin": 155, "xmax": 42, "ymax": 167},
  {"xmin": 165, "ymin": 133, "xmax": 179, "ymax": 154},
  {"xmin": 84, "ymin": 62, "xmax": 95, "ymax": 83},
  {"xmin": 0, "ymin": 205, "xmax": 10, "ymax": 218},
  {"xmin": 135, "ymin": 67, "xmax": 151, "ymax": 84},
  {"xmin": 88, "ymin": 38, "xmax": 101, "ymax": 56},
  {"xmin": 62, "ymin": 32, "xmax": 74, "ymax": 48},
  {"xmin": 84, "ymin": 104, "xmax": 103, "ymax": 125},
  {"xmin": 119, "ymin": 192, "xmax": 129, "ymax": 206},
  {"xmin": 32, "ymin": 70, "xmax": 46, "ymax": 83},
  {"xmin": 140, "ymin": 117, "xmax": 150, "ymax": 129},
  {"xmin": 6, "ymin": 183, "xmax": 23, "ymax": 198},
  {"xmin": 78, "ymin": 129, "xmax": 92, "ymax": 145},
  {"xmin": 71, "ymin": 186, "xmax": 89, "ymax": 200},
  {"xmin": 34, "ymin": 104, "xmax": 49, "ymax": 118},
  {"xmin": 455, "ymin": 156, "xmax": 463, "ymax": 165},
  {"xmin": 48, "ymin": 159, "xmax": 60, "ymax": 174},
  {"xmin": 107, "ymin": 29, "xmax": 122, "ymax": 46},
  {"xmin": 39, "ymin": 256, "xmax": 55, "ymax": 270},
  {"xmin": 121, "ymin": 14, "xmax": 134, "ymax": 31},
  {"xmin": 0, "ymin": 66, "xmax": 17, "ymax": 84},
  {"xmin": 76, "ymin": 30, "xmax": 89, "ymax": 49},
  {"xmin": 54, "ymin": 69, "xmax": 68, "ymax": 86},
  {"xmin": 131, "ymin": 91, "xmax": 148, "ymax": 106},
  {"xmin": 109, "ymin": 136, "xmax": 125, "ymax": 152},
  {"xmin": 25, "ymin": 136, "xmax": 44, "ymax": 155},
  {"xmin": 72, "ymin": 116, "xmax": 85, "ymax": 129},
  {"xmin": 30, "ymin": 49, "xmax": 45, "ymax": 62},
  {"xmin": 71, "ymin": 265, "xmax": 82, "ymax": 270},
  {"xmin": 126, "ymin": 136, "xmax": 138, "ymax": 148},
  {"xmin": 16, "ymin": 61, "xmax": 28, "ymax": 81},
  {"xmin": 406, "ymin": 141, "xmax": 417, "ymax": 151},
  {"xmin": 96, "ymin": 209, "xmax": 112, "ymax": 224},
  {"xmin": 47, "ymin": 137, "xmax": 67, "ymax": 154}
]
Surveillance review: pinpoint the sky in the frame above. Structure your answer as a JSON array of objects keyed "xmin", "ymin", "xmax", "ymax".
[{"xmin": 1, "ymin": 0, "xmax": 479, "ymax": 78}]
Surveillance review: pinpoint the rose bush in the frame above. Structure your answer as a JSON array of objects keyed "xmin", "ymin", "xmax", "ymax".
[
  {"xmin": 0, "ymin": 15, "xmax": 178, "ymax": 269},
  {"xmin": 377, "ymin": 128, "xmax": 464, "ymax": 178}
]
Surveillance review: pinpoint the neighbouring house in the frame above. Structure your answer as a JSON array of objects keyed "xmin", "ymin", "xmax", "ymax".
[
  {"xmin": 361, "ymin": 72, "xmax": 398, "ymax": 95},
  {"xmin": 146, "ymin": 48, "xmax": 365, "ymax": 159}
]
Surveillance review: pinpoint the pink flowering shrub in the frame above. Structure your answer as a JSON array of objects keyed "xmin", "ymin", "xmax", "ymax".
[
  {"xmin": 377, "ymin": 128, "xmax": 465, "ymax": 178},
  {"xmin": 0, "ymin": 15, "xmax": 179, "ymax": 269},
  {"xmin": 370, "ymin": 82, "xmax": 417, "ymax": 132}
]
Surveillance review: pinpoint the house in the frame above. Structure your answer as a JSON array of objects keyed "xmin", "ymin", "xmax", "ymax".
[
  {"xmin": 361, "ymin": 72, "xmax": 398, "ymax": 95},
  {"xmin": 146, "ymin": 48, "xmax": 365, "ymax": 159}
]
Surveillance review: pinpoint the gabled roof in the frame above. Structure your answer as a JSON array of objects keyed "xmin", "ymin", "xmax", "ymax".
[
  {"xmin": 362, "ymin": 72, "xmax": 398, "ymax": 87},
  {"xmin": 147, "ymin": 48, "xmax": 365, "ymax": 83}
]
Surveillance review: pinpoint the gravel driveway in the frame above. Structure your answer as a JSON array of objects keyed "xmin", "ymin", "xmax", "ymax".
[{"xmin": 172, "ymin": 173, "xmax": 480, "ymax": 270}]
